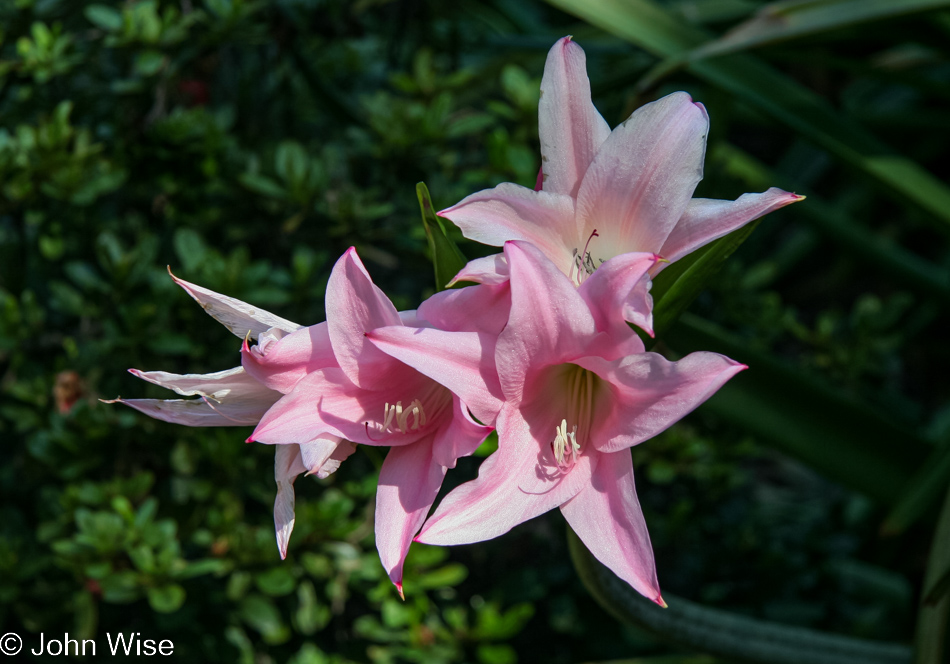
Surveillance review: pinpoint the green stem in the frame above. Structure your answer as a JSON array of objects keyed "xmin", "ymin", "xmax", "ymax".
[
  {"xmin": 913, "ymin": 485, "xmax": 950, "ymax": 663},
  {"xmin": 567, "ymin": 527, "xmax": 911, "ymax": 664}
]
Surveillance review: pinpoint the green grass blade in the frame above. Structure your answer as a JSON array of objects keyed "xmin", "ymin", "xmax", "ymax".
[
  {"xmin": 882, "ymin": 447, "xmax": 950, "ymax": 535},
  {"xmin": 691, "ymin": 0, "xmax": 950, "ymax": 59},
  {"xmin": 544, "ymin": 0, "xmax": 950, "ymax": 232},
  {"xmin": 416, "ymin": 182, "xmax": 468, "ymax": 292},
  {"xmin": 914, "ymin": 487, "xmax": 950, "ymax": 663},
  {"xmin": 664, "ymin": 313, "xmax": 930, "ymax": 504},
  {"xmin": 710, "ymin": 143, "xmax": 950, "ymax": 302},
  {"xmin": 651, "ymin": 219, "xmax": 764, "ymax": 340}
]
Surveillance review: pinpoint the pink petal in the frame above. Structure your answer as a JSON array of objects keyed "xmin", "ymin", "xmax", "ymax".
[
  {"xmin": 242, "ymin": 323, "xmax": 337, "ymax": 394},
  {"xmin": 417, "ymin": 405, "xmax": 595, "ymax": 545},
  {"xmin": 169, "ymin": 268, "xmax": 300, "ymax": 339},
  {"xmin": 538, "ymin": 36, "xmax": 611, "ymax": 198},
  {"xmin": 128, "ymin": 366, "xmax": 269, "ymax": 399},
  {"xmin": 326, "ymin": 247, "xmax": 403, "ymax": 389},
  {"xmin": 366, "ymin": 326, "xmax": 503, "ymax": 427},
  {"xmin": 249, "ymin": 367, "xmax": 432, "ymax": 447},
  {"xmin": 417, "ymin": 283, "xmax": 511, "ymax": 335},
  {"xmin": 451, "ymin": 253, "xmax": 510, "ymax": 286},
  {"xmin": 431, "ymin": 396, "xmax": 493, "ymax": 469},
  {"xmin": 578, "ymin": 351, "xmax": 746, "ymax": 454},
  {"xmin": 496, "ymin": 241, "xmax": 597, "ymax": 402},
  {"xmin": 108, "ymin": 396, "xmax": 273, "ymax": 427},
  {"xmin": 660, "ymin": 188, "xmax": 805, "ymax": 263},
  {"xmin": 439, "ymin": 183, "xmax": 577, "ymax": 274},
  {"xmin": 560, "ymin": 450, "xmax": 662, "ymax": 604},
  {"xmin": 576, "ymin": 92, "xmax": 709, "ymax": 259},
  {"xmin": 375, "ymin": 434, "xmax": 447, "ymax": 589},
  {"xmin": 120, "ymin": 366, "xmax": 280, "ymax": 425},
  {"xmin": 577, "ymin": 251, "xmax": 660, "ymax": 347},
  {"xmin": 303, "ymin": 438, "xmax": 357, "ymax": 479},
  {"xmin": 274, "ymin": 444, "xmax": 302, "ymax": 559},
  {"xmin": 273, "ymin": 438, "xmax": 355, "ymax": 559},
  {"xmin": 275, "ymin": 442, "xmax": 307, "ymax": 481}
]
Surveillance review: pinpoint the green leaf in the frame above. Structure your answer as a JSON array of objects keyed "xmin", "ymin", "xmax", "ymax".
[
  {"xmin": 239, "ymin": 172, "xmax": 288, "ymax": 200},
  {"xmin": 255, "ymin": 567, "xmax": 297, "ymax": 597},
  {"xmin": 414, "ymin": 563, "xmax": 468, "ymax": 590},
  {"xmin": 665, "ymin": 314, "xmax": 930, "ymax": 505},
  {"xmin": 709, "ymin": 143, "xmax": 950, "ymax": 302},
  {"xmin": 544, "ymin": 0, "xmax": 950, "ymax": 232},
  {"xmin": 690, "ymin": 0, "xmax": 950, "ymax": 59},
  {"xmin": 275, "ymin": 141, "xmax": 309, "ymax": 189},
  {"xmin": 147, "ymin": 584, "xmax": 185, "ymax": 613},
  {"xmin": 240, "ymin": 594, "xmax": 291, "ymax": 644},
  {"xmin": 85, "ymin": 4, "xmax": 123, "ymax": 31},
  {"xmin": 914, "ymin": 486, "xmax": 950, "ymax": 663},
  {"xmin": 882, "ymin": 446, "xmax": 950, "ymax": 535},
  {"xmin": 417, "ymin": 182, "xmax": 467, "ymax": 291},
  {"xmin": 650, "ymin": 217, "xmax": 766, "ymax": 339},
  {"xmin": 173, "ymin": 228, "xmax": 207, "ymax": 274},
  {"xmin": 134, "ymin": 50, "xmax": 165, "ymax": 77}
]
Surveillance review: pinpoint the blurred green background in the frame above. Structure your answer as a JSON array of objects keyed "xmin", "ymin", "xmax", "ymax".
[{"xmin": 2, "ymin": 0, "xmax": 949, "ymax": 662}]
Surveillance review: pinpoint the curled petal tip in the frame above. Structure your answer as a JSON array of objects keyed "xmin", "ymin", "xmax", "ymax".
[
  {"xmin": 395, "ymin": 582, "xmax": 405, "ymax": 601},
  {"xmin": 99, "ymin": 397, "xmax": 120, "ymax": 404},
  {"xmin": 657, "ymin": 596, "xmax": 668, "ymax": 609},
  {"xmin": 791, "ymin": 193, "xmax": 806, "ymax": 202},
  {"xmin": 245, "ymin": 436, "xmax": 255, "ymax": 444}
]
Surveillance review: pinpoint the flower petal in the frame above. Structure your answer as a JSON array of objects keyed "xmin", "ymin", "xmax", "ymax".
[
  {"xmin": 121, "ymin": 366, "xmax": 280, "ymax": 425},
  {"xmin": 326, "ymin": 247, "xmax": 403, "ymax": 389},
  {"xmin": 128, "ymin": 366, "xmax": 268, "ymax": 400},
  {"xmin": 169, "ymin": 268, "xmax": 300, "ymax": 339},
  {"xmin": 579, "ymin": 351, "xmax": 746, "ymax": 454},
  {"xmin": 366, "ymin": 326, "xmax": 503, "ymax": 426},
  {"xmin": 242, "ymin": 322, "xmax": 337, "ymax": 394},
  {"xmin": 249, "ymin": 367, "xmax": 428, "ymax": 447},
  {"xmin": 576, "ymin": 92, "xmax": 709, "ymax": 259},
  {"xmin": 417, "ymin": 282, "xmax": 511, "ymax": 335},
  {"xmin": 439, "ymin": 183, "xmax": 577, "ymax": 274},
  {"xmin": 560, "ymin": 449, "xmax": 662, "ymax": 604},
  {"xmin": 577, "ymin": 251, "xmax": 660, "ymax": 346},
  {"xmin": 375, "ymin": 434, "xmax": 447, "ymax": 590},
  {"xmin": 451, "ymin": 253, "xmax": 510, "ymax": 286},
  {"xmin": 107, "ymin": 396, "xmax": 272, "ymax": 427},
  {"xmin": 660, "ymin": 188, "xmax": 805, "ymax": 263},
  {"xmin": 431, "ymin": 396, "xmax": 494, "ymax": 469},
  {"xmin": 302, "ymin": 437, "xmax": 357, "ymax": 479},
  {"xmin": 274, "ymin": 444, "xmax": 301, "ymax": 559},
  {"xmin": 538, "ymin": 36, "xmax": 611, "ymax": 198},
  {"xmin": 497, "ymin": 241, "xmax": 597, "ymax": 402},
  {"xmin": 417, "ymin": 405, "xmax": 595, "ymax": 546}
]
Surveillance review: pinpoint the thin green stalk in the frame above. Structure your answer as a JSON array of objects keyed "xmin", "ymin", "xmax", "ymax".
[
  {"xmin": 914, "ymin": 486, "xmax": 950, "ymax": 663},
  {"xmin": 568, "ymin": 527, "xmax": 912, "ymax": 664}
]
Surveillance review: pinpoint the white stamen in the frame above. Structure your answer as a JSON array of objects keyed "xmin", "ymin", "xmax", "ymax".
[
  {"xmin": 379, "ymin": 399, "xmax": 427, "ymax": 435},
  {"xmin": 553, "ymin": 418, "xmax": 580, "ymax": 469}
]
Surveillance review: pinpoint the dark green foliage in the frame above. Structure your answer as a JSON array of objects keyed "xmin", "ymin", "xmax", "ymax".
[{"xmin": 2, "ymin": 0, "xmax": 949, "ymax": 662}]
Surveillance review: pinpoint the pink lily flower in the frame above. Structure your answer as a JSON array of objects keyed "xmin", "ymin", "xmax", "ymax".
[
  {"xmin": 367, "ymin": 241, "xmax": 746, "ymax": 604},
  {"xmin": 440, "ymin": 37, "xmax": 802, "ymax": 300},
  {"xmin": 107, "ymin": 271, "xmax": 355, "ymax": 559},
  {"xmin": 246, "ymin": 248, "xmax": 493, "ymax": 594}
]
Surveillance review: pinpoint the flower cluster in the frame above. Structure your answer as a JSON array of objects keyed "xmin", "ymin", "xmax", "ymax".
[{"xmin": 115, "ymin": 37, "xmax": 801, "ymax": 604}]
